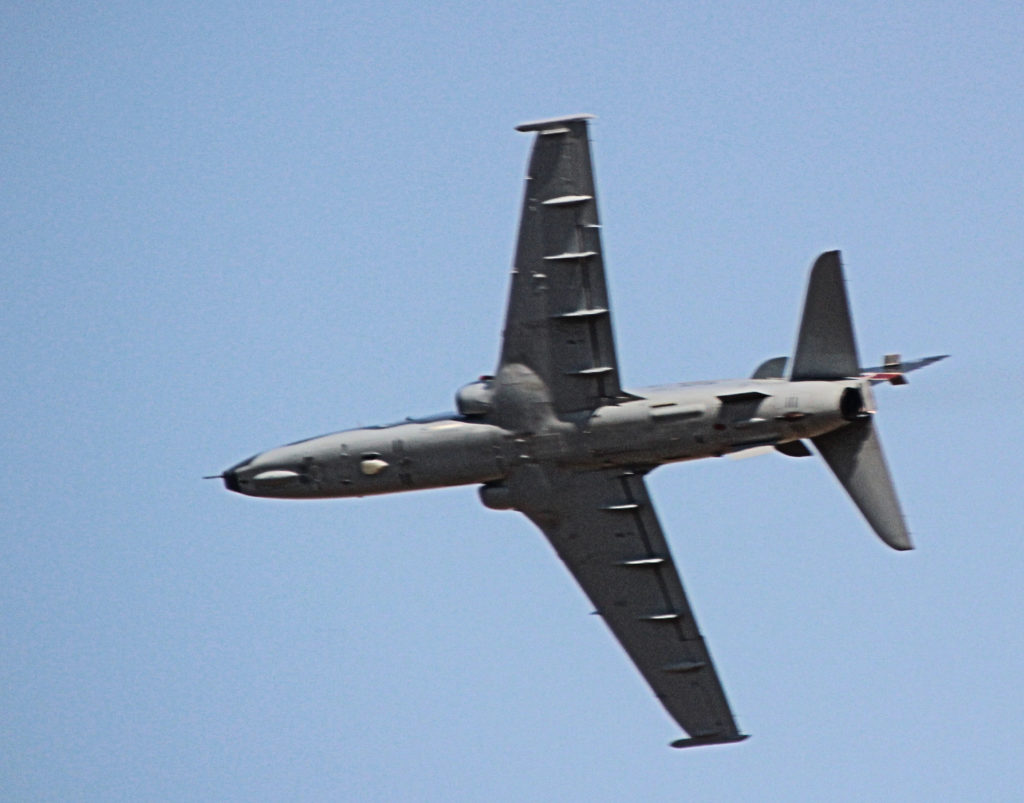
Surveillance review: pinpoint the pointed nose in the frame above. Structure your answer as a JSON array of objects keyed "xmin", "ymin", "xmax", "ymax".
[{"xmin": 223, "ymin": 468, "xmax": 241, "ymax": 493}]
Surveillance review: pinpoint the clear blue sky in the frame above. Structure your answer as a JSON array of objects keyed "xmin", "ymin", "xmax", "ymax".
[{"xmin": 4, "ymin": 2, "xmax": 1023, "ymax": 800}]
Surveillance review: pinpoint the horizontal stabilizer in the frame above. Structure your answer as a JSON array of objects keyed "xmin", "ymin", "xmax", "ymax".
[
  {"xmin": 751, "ymin": 356, "xmax": 787, "ymax": 379},
  {"xmin": 790, "ymin": 252, "xmax": 861, "ymax": 381},
  {"xmin": 861, "ymin": 354, "xmax": 949, "ymax": 385},
  {"xmin": 811, "ymin": 420, "xmax": 912, "ymax": 550}
]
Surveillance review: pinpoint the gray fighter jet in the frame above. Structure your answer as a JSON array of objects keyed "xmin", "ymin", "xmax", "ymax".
[{"xmin": 216, "ymin": 114, "xmax": 945, "ymax": 748}]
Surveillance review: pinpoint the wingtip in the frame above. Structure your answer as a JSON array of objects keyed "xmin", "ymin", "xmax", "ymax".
[
  {"xmin": 810, "ymin": 249, "xmax": 843, "ymax": 276},
  {"xmin": 515, "ymin": 113, "xmax": 595, "ymax": 132},
  {"xmin": 880, "ymin": 523, "xmax": 914, "ymax": 551},
  {"xmin": 670, "ymin": 733, "xmax": 750, "ymax": 749}
]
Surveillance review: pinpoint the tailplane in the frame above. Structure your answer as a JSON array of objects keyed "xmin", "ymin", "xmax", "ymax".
[
  {"xmin": 861, "ymin": 353, "xmax": 949, "ymax": 385},
  {"xmin": 811, "ymin": 420, "xmax": 912, "ymax": 550}
]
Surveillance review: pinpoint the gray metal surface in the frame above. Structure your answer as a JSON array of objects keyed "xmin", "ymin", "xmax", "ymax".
[
  {"xmin": 217, "ymin": 115, "xmax": 944, "ymax": 747},
  {"xmin": 812, "ymin": 419, "xmax": 913, "ymax": 550},
  {"xmin": 498, "ymin": 115, "xmax": 630, "ymax": 414},
  {"xmin": 790, "ymin": 251, "xmax": 861, "ymax": 381},
  {"xmin": 751, "ymin": 356, "xmax": 788, "ymax": 379},
  {"xmin": 508, "ymin": 464, "xmax": 746, "ymax": 744}
]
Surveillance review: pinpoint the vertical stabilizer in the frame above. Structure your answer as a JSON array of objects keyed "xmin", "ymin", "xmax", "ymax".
[
  {"xmin": 811, "ymin": 420, "xmax": 913, "ymax": 550},
  {"xmin": 790, "ymin": 252, "xmax": 860, "ymax": 381}
]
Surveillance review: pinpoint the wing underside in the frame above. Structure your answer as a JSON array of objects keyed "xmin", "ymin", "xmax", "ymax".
[
  {"xmin": 507, "ymin": 464, "xmax": 746, "ymax": 746},
  {"xmin": 498, "ymin": 116, "xmax": 632, "ymax": 414}
]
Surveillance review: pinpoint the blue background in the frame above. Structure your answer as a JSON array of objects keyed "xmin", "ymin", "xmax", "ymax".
[{"xmin": 4, "ymin": 2, "xmax": 1022, "ymax": 800}]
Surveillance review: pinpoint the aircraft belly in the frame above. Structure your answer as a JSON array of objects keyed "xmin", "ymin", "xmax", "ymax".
[
  {"xmin": 583, "ymin": 399, "xmax": 716, "ymax": 467},
  {"xmin": 401, "ymin": 422, "xmax": 507, "ymax": 490},
  {"xmin": 234, "ymin": 421, "xmax": 509, "ymax": 499}
]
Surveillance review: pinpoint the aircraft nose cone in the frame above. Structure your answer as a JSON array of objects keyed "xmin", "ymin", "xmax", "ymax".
[{"xmin": 223, "ymin": 468, "xmax": 241, "ymax": 493}]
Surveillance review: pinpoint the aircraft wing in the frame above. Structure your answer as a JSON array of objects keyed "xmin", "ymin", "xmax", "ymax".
[
  {"xmin": 508, "ymin": 463, "xmax": 747, "ymax": 747},
  {"xmin": 498, "ymin": 115, "xmax": 634, "ymax": 414}
]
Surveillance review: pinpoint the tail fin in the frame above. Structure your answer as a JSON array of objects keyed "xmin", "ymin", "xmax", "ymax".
[
  {"xmin": 790, "ymin": 251, "xmax": 860, "ymax": 381},
  {"xmin": 791, "ymin": 251, "xmax": 914, "ymax": 550},
  {"xmin": 811, "ymin": 420, "xmax": 912, "ymax": 550}
]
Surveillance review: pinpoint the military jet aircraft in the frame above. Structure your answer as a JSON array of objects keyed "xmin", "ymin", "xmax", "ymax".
[{"xmin": 216, "ymin": 114, "xmax": 945, "ymax": 748}]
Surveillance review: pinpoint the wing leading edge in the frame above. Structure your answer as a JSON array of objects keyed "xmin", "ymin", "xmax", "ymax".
[
  {"xmin": 505, "ymin": 463, "xmax": 747, "ymax": 747},
  {"xmin": 498, "ymin": 115, "xmax": 634, "ymax": 414}
]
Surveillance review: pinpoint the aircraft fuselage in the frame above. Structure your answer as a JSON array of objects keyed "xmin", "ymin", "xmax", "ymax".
[
  {"xmin": 223, "ymin": 376, "xmax": 868, "ymax": 502},
  {"xmin": 217, "ymin": 114, "xmax": 942, "ymax": 746}
]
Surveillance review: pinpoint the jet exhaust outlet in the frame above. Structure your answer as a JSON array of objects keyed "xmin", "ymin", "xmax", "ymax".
[{"xmin": 840, "ymin": 386, "xmax": 870, "ymax": 422}]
